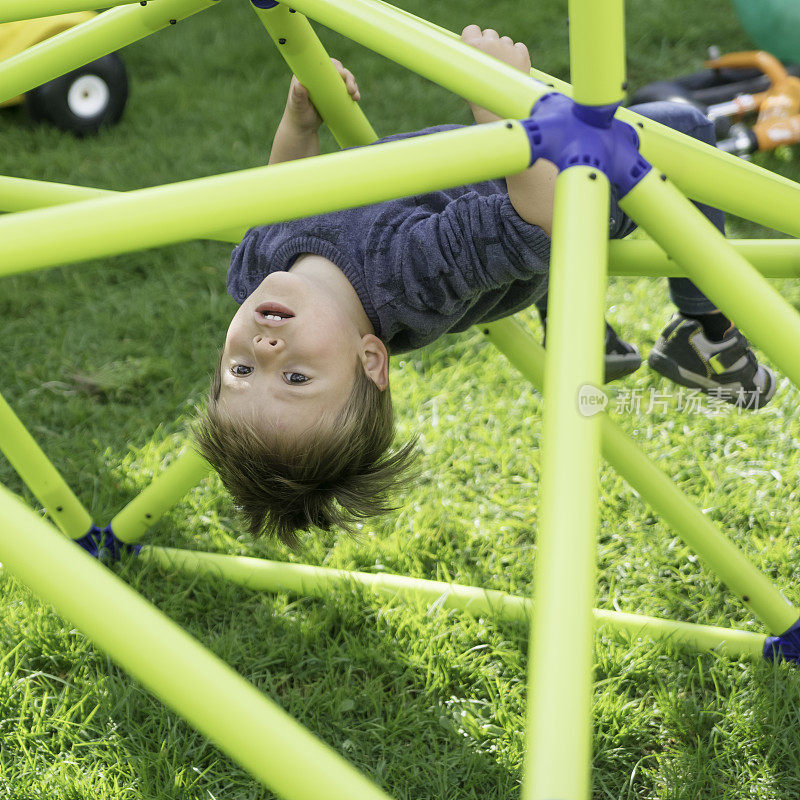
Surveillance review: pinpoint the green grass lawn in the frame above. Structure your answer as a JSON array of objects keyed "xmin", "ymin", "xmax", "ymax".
[{"xmin": 2, "ymin": 0, "xmax": 800, "ymax": 797}]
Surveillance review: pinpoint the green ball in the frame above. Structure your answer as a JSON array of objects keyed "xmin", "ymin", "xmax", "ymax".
[{"xmin": 731, "ymin": 0, "xmax": 800, "ymax": 64}]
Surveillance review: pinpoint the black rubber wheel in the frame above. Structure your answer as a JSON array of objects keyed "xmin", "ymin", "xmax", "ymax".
[
  {"xmin": 25, "ymin": 53, "xmax": 127, "ymax": 136},
  {"xmin": 628, "ymin": 80, "xmax": 707, "ymax": 109}
]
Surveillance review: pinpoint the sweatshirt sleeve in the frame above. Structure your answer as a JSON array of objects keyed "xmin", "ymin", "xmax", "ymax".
[{"xmin": 368, "ymin": 190, "xmax": 551, "ymax": 320}]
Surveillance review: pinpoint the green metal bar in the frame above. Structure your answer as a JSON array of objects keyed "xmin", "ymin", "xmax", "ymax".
[
  {"xmin": 530, "ymin": 67, "xmax": 800, "ymax": 239},
  {"xmin": 0, "ymin": 0, "xmax": 144, "ymax": 24},
  {"xmin": 278, "ymin": 0, "xmax": 544, "ymax": 120},
  {"xmin": 625, "ymin": 108, "xmax": 800, "ymax": 240},
  {"xmin": 368, "ymin": 0, "xmax": 571, "ymax": 97},
  {"xmin": 0, "ymin": 176, "xmax": 245, "ymax": 244},
  {"xmin": 592, "ymin": 608, "xmax": 765, "ymax": 659},
  {"xmin": 0, "ymin": 0, "xmax": 146, "ymax": 23},
  {"xmin": 523, "ymin": 167, "xmax": 609, "ymax": 800},
  {"xmin": 5, "ymin": 174, "xmax": 797, "ymax": 279},
  {"xmin": 408, "ymin": 21, "xmax": 800, "ymax": 243},
  {"xmin": 0, "ymin": 0, "xmax": 216, "ymax": 106},
  {"xmin": 0, "ymin": 121, "xmax": 532, "ymax": 275},
  {"xmin": 482, "ymin": 317, "xmax": 798, "ymax": 636},
  {"xmin": 0, "ymin": 175, "xmax": 116, "ymax": 210},
  {"xmin": 622, "ymin": 170, "xmax": 800, "ymax": 391},
  {"xmin": 608, "ymin": 238, "xmax": 800, "ymax": 279},
  {"xmin": 0, "ymin": 392, "xmax": 92, "ymax": 538},
  {"xmin": 529, "ymin": 67, "xmax": 572, "ymax": 95},
  {"xmin": 282, "ymin": 0, "xmax": 800, "ymax": 239},
  {"xmin": 535, "ymin": 64, "xmax": 800, "ymax": 239},
  {"xmin": 138, "ymin": 547, "xmax": 767, "ymax": 661},
  {"xmin": 111, "ymin": 448, "xmax": 210, "ymax": 543},
  {"xmin": 0, "ymin": 487, "xmax": 396, "ymax": 800},
  {"xmin": 598, "ymin": 422, "xmax": 798, "ymax": 631},
  {"xmin": 567, "ymin": 0, "xmax": 625, "ymax": 106},
  {"xmin": 251, "ymin": 3, "xmax": 377, "ymax": 148}
]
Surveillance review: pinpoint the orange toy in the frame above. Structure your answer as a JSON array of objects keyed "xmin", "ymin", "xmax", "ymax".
[{"xmin": 706, "ymin": 50, "xmax": 800, "ymax": 154}]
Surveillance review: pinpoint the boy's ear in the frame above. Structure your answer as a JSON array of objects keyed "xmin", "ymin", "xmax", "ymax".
[{"xmin": 360, "ymin": 334, "xmax": 389, "ymax": 391}]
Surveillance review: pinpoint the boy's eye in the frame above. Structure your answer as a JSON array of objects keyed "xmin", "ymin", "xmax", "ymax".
[
  {"xmin": 284, "ymin": 372, "xmax": 309, "ymax": 384},
  {"xmin": 231, "ymin": 364, "xmax": 253, "ymax": 376}
]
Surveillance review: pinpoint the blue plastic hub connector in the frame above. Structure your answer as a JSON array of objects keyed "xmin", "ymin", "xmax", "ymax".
[
  {"xmin": 764, "ymin": 616, "xmax": 800, "ymax": 664},
  {"xmin": 75, "ymin": 524, "xmax": 141, "ymax": 561},
  {"xmin": 251, "ymin": 0, "xmax": 279, "ymax": 8},
  {"xmin": 521, "ymin": 93, "xmax": 652, "ymax": 198}
]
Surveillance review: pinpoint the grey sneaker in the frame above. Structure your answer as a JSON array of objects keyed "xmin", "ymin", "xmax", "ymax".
[
  {"xmin": 541, "ymin": 318, "xmax": 641, "ymax": 383},
  {"xmin": 648, "ymin": 314, "xmax": 776, "ymax": 409},
  {"xmin": 604, "ymin": 321, "xmax": 642, "ymax": 383}
]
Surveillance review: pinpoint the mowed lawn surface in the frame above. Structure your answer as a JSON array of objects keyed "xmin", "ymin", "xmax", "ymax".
[{"xmin": 2, "ymin": 0, "xmax": 800, "ymax": 797}]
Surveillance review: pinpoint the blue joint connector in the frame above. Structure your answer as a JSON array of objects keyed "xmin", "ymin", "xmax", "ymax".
[
  {"xmin": 521, "ymin": 93, "xmax": 652, "ymax": 199},
  {"xmin": 764, "ymin": 616, "xmax": 800, "ymax": 665},
  {"xmin": 75, "ymin": 524, "xmax": 141, "ymax": 561},
  {"xmin": 251, "ymin": 0, "xmax": 279, "ymax": 8}
]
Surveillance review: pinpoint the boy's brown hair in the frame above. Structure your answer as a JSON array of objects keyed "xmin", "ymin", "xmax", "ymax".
[{"xmin": 194, "ymin": 353, "xmax": 417, "ymax": 548}]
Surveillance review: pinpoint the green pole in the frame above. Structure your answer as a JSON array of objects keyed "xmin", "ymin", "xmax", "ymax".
[
  {"xmin": 138, "ymin": 547, "xmax": 767, "ymax": 661},
  {"xmin": 483, "ymin": 317, "xmax": 798, "ymax": 636},
  {"xmin": 251, "ymin": 3, "xmax": 377, "ymax": 148},
  {"xmin": 567, "ymin": 0, "xmax": 625, "ymax": 106},
  {"xmin": 0, "ymin": 0, "xmax": 217, "ymax": 105},
  {"xmin": 111, "ymin": 448, "xmax": 210, "ymax": 543},
  {"xmin": 368, "ymin": 0, "xmax": 572, "ymax": 98},
  {"xmin": 0, "ymin": 176, "xmax": 245, "ymax": 244},
  {"xmin": 625, "ymin": 107, "xmax": 800, "ymax": 240},
  {"xmin": 0, "ymin": 392, "xmax": 92, "ymax": 538},
  {"xmin": 0, "ymin": 487, "xmax": 396, "ymax": 800},
  {"xmin": 0, "ymin": 176, "xmax": 116, "ymax": 211},
  {"xmin": 599, "ymin": 422, "xmax": 798, "ymax": 633},
  {"xmin": 521, "ymin": 4, "xmax": 626, "ymax": 791},
  {"xmin": 592, "ymin": 608, "xmax": 765, "ymax": 659},
  {"xmin": 282, "ymin": 0, "xmax": 800, "ymax": 238},
  {"xmin": 5, "ymin": 174, "xmax": 800, "ymax": 279},
  {"xmin": 0, "ymin": 121, "xmax": 532, "ymax": 275},
  {"xmin": 522, "ymin": 167, "xmax": 609, "ymax": 800},
  {"xmin": 450, "ymin": 41, "xmax": 800, "ymax": 241},
  {"xmin": 0, "ymin": 0, "xmax": 143, "ymax": 24},
  {"xmin": 622, "ymin": 169, "xmax": 800, "ymax": 392},
  {"xmin": 608, "ymin": 238, "xmax": 800, "ymax": 279},
  {"xmin": 276, "ymin": 0, "xmax": 544, "ymax": 120}
]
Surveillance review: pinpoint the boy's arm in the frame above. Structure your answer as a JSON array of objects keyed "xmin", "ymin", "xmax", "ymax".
[
  {"xmin": 460, "ymin": 26, "xmax": 556, "ymax": 236},
  {"xmin": 268, "ymin": 115, "xmax": 321, "ymax": 165},
  {"xmin": 269, "ymin": 60, "xmax": 361, "ymax": 165}
]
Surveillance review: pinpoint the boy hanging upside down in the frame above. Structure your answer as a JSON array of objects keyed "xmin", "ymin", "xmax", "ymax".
[{"xmin": 195, "ymin": 26, "xmax": 776, "ymax": 547}]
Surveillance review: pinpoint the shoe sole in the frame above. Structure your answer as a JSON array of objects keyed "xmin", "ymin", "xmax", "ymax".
[
  {"xmin": 605, "ymin": 351, "xmax": 642, "ymax": 384},
  {"xmin": 648, "ymin": 350, "xmax": 776, "ymax": 409}
]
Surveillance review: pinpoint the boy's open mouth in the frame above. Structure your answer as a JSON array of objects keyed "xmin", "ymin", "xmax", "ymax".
[{"xmin": 254, "ymin": 302, "xmax": 295, "ymax": 326}]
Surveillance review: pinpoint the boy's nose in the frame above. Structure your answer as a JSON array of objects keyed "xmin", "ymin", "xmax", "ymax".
[{"xmin": 253, "ymin": 334, "xmax": 283, "ymax": 355}]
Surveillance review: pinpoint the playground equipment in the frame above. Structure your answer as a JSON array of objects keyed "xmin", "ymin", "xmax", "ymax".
[
  {"xmin": 2, "ymin": 1, "xmax": 800, "ymax": 798},
  {"xmin": 0, "ymin": 12, "xmax": 127, "ymax": 134}
]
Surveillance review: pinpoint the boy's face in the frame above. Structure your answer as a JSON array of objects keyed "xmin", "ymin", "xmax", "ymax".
[{"xmin": 218, "ymin": 269, "xmax": 384, "ymax": 436}]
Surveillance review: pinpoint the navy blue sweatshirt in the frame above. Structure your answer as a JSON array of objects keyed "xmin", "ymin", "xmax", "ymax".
[{"xmin": 228, "ymin": 125, "xmax": 551, "ymax": 354}]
